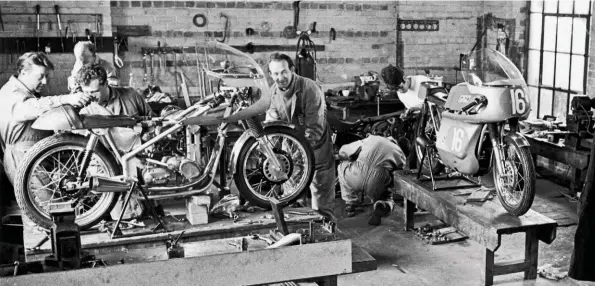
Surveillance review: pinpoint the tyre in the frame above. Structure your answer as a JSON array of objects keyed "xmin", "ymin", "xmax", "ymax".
[
  {"xmin": 493, "ymin": 137, "xmax": 536, "ymax": 216},
  {"xmin": 414, "ymin": 104, "xmax": 444, "ymax": 174},
  {"xmin": 234, "ymin": 126, "xmax": 315, "ymax": 208},
  {"xmin": 14, "ymin": 134, "xmax": 119, "ymax": 230}
]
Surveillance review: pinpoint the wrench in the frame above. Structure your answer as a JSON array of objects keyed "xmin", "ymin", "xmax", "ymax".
[
  {"xmin": 149, "ymin": 49, "xmax": 155, "ymax": 84},
  {"xmin": 250, "ymin": 234, "xmax": 274, "ymax": 245},
  {"xmin": 142, "ymin": 50, "xmax": 148, "ymax": 84}
]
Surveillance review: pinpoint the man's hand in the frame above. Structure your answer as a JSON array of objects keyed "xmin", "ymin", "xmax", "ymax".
[{"xmin": 61, "ymin": 93, "xmax": 92, "ymax": 108}]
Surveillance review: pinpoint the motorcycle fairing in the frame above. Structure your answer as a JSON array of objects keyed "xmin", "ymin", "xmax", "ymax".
[
  {"xmin": 444, "ymin": 83, "xmax": 530, "ymax": 123},
  {"xmin": 32, "ymin": 104, "xmax": 137, "ymax": 131},
  {"xmin": 435, "ymin": 115, "xmax": 482, "ymax": 175}
]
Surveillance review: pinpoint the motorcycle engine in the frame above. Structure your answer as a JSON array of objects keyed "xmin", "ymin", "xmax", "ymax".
[{"xmin": 142, "ymin": 155, "xmax": 204, "ymax": 185}]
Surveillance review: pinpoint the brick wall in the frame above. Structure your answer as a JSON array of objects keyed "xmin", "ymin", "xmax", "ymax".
[
  {"xmin": 0, "ymin": 0, "xmax": 113, "ymax": 95},
  {"xmin": 0, "ymin": 0, "xmax": 530, "ymax": 97}
]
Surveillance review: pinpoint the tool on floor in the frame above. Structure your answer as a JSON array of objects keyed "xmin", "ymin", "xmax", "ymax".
[
  {"xmin": 166, "ymin": 230, "xmax": 185, "ymax": 259},
  {"xmin": 35, "ymin": 5, "xmax": 41, "ymax": 51},
  {"xmin": 250, "ymin": 234, "xmax": 274, "ymax": 245},
  {"xmin": 44, "ymin": 202, "xmax": 83, "ymax": 270},
  {"xmin": 216, "ymin": 13, "xmax": 229, "ymax": 43},
  {"xmin": 228, "ymin": 238, "xmax": 247, "ymax": 251},
  {"xmin": 176, "ymin": 70, "xmax": 191, "ymax": 108},
  {"xmin": 54, "ymin": 5, "xmax": 64, "ymax": 52}
]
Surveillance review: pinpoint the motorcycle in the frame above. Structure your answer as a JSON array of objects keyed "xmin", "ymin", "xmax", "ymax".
[
  {"xmin": 14, "ymin": 42, "xmax": 315, "ymax": 230},
  {"xmin": 414, "ymin": 48, "xmax": 535, "ymax": 216}
]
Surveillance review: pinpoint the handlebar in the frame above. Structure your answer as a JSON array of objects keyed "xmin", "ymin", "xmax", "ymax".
[{"xmin": 461, "ymin": 96, "xmax": 487, "ymax": 112}]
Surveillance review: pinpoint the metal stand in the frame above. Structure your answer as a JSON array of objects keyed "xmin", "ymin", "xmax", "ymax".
[
  {"xmin": 416, "ymin": 141, "xmax": 480, "ymax": 191},
  {"xmin": 110, "ymin": 170, "xmax": 168, "ymax": 239},
  {"xmin": 269, "ymin": 197, "xmax": 289, "ymax": 235}
]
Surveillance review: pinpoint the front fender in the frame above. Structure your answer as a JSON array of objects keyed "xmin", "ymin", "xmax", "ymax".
[
  {"xmin": 227, "ymin": 122, "xmax": 297, "ymax": 187},
  {"xmin": 504, "ymin": 132, "xmax": 530, "ymax": 148}
]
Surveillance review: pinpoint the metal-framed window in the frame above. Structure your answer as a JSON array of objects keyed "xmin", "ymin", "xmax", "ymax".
[{"xmin": 527, "ymin": 0, "xmax": 592, "ymax": 120}]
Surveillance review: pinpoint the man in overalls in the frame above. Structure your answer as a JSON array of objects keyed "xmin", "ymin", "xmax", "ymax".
[
  {"xmin": 0, "ymin": 52, "xmax": 91, "ymax": 186},
  {"xmin": 265, "ymin": 52, "xmax": 336, "ymax": 221}
]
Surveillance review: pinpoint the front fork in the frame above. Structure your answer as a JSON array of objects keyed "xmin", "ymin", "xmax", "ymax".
[
  {"xmin": 487, "ymin": 123, "xmax": 506, "ymax": 180},
  {"xmin": 244, "ymin": 117, "xmax": 288, "ymax": 181}
]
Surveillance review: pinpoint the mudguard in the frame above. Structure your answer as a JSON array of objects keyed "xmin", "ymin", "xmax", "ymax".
[
  {"xmin": 503, "ymin": 132, "xmax": 530, "ymax": 148},
  {"xmin": 227, "ymin": 122, "xmax": 296, "ymax": 187}
]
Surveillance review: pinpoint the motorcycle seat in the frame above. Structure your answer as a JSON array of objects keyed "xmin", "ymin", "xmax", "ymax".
[{"xmin": 80, "ymin": 115, "xmax": 138, "ymax": 129}]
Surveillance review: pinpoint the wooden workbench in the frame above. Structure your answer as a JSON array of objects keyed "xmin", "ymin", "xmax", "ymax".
[{"xmin": 394, "ymin": 170, "xmax": 557, "ymax": 286}]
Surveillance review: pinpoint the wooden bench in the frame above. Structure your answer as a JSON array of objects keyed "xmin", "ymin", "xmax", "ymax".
[{"xmin": 394, "ymin": 170, "xmax": 558, "ymax": 286}]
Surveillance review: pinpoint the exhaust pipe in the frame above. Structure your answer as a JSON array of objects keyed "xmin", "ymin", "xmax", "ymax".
[{"xmin": 91, "ymin": 176, "xmax": 132, "ymax": 193}]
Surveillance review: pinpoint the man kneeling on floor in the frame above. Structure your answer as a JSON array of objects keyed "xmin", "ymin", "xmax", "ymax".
[{"xmin": 337, "ymin": 135, "xmax": 406, "ymax": 225}]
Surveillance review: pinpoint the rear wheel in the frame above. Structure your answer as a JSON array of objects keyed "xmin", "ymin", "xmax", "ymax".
[
  {"xmin": 414, "ymin": 104, "xmax": 444, "ymax": 174},
  {"xmin": 493, "ymin": 138, "xmax": 536, "ymax": 216},
  {"xmin": 234, "ymin": 127, "xmax": 315, "ymax": 208},
  {"xmin": 14, "ymin": 135, "xmax": 119, "ymax": 230}
]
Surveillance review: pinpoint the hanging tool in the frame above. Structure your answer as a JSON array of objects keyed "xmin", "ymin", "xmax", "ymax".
[
  {"xmin": 203, "ymin": 43, "xmax": 213, "ymax": 94},
  {"xmin": 35, "ymin": 5, "xmax": 41, "ymax": 51},
  {"xmin": 85, "ymin": 28, "xmax": 92, "ymax": 42},
  {"xmin": 157, "ymin": 41, "xmax": 164, "ymax": 77},
  {"xmin": 0, "ymin": 5, "xmax": 5, "ymax": 32},
  {"xmin": 142, "ymin": 50, "xmax": 148, "ymax": 84},
  {"xmin": 173, "ymin": 50, "xmax": 179, "ymax": 97},
  {"xmin": 113, "ymin": 36, "xmax": 124, "ymax": 74},
  {"xmin": 329, "ymin": 28, "xmax": 336, "ymax": 42},
  {"xmin": 194, "ymin": 44, "xmax": 204, "ymax": 99},
  {"xmin": 216, "ymin": 13, "xmax": 229, "ymax": 43},
  {"xmin": 149, "ymin": 49, "xmax": 155, "ymax": 84},
  {"xmin": 96, "ymin": 15, "xmax": 103, "ymax": 48},
  {"xmin": 283, "ymin": 1, "xmax": 300, "ymax": 39},
  {"xmin": 176, "ymin": 71, "xmax": 191, "ymax": 108},
  {"xmin": 54, "ymin": 5, "xmax": 64, "ymax": 52},
  {"xmin": 192, "ymin": 14, "xmax": 207, "ymax": 27},
  {"xmin": 182, "ymin": 47, "xmax": 188, "ymax": 67}
]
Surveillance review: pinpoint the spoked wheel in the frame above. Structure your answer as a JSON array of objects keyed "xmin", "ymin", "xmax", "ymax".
[
  {"xmin": 414, "ymin": 104, "xmax": 444, "ymax": 174},
  {"xmin": 235, "ymin": 126, "xmax": 315, "ymax": 208},
  {"xmin": 14, "ymin": 135, "xmax": 119, "ymax": 230},
  {"xmin": 493, "ymin": 138, "xmax": 536, "ymax": 216}
]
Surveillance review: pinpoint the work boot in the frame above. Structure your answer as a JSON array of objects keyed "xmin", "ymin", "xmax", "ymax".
[
  {"xmin": 368, "ymin": 200, "xmax": 393, "ymax": 226},
  {"xmin": 345, "ymin": 204, "xmax": 356, "ymax": 217}
]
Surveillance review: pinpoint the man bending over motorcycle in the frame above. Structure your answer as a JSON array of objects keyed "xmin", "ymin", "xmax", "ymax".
[
  {"xmin": 265, "ymin": 52, "xmax": 336, "ymax": 222},
  {"xmin": 337, "ymin": 135, "xmax": 406, "ymax": 225},
  {"xmin": 74, "ymin": 63, "xmax": 153, "ymax": 219},
  {"xmin": 381, "ymin": 64, "xmax": 433, "ymax": 117}
]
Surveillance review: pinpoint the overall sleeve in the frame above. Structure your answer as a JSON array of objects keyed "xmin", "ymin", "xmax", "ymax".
[
  {"xmin": 303, "ymin": 82, "xmax": 326, "ymax": 147},
  {"xmin": 11, "ymin": 94, "xmax": 66, "ymax": 123}
]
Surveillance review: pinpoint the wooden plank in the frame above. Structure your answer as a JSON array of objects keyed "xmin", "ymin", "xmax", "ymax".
[
  {"xmin": 493, "ymin": 260, "xmax": 528, "ymax": 275},
  {"xmin": 4, "ymin": 240, "xmax": 352, "ymax": 286},
  {"xmin": 24, "ymin": 207, "xmax": 322, "ymax": 261},
  {"xmin": 351, "ymin": 244, "xmax": 377, "ymax": 273},
  {"xmin": 484, "ymin": 249, "xmax": 494, "ymax": 286},
  {"xmin": 524, "ymin": 229, "xmax": 539, "ymax": 279},
  {"xmin": 395, "ymin": 170, "xmax": 557, "ymax": 250}
]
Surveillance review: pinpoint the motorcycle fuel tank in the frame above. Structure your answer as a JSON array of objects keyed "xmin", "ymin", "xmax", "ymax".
[
  {"xmin": 32, "ymin": 105, "xmax": 84, "ymax": 131},
  {"xmin": 435, "ymin": 115, "xmax": 483, "ymax": 175}
]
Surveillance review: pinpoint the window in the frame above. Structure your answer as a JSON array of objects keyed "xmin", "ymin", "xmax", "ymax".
[{"xmin": 526, "ymin": 0, "xmax": 592, "ymax": 120}]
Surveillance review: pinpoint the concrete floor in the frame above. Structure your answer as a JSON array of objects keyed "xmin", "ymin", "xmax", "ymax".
[{"xmin": 332, "ymin": 178, "xmax": 593, "ymax": 286}]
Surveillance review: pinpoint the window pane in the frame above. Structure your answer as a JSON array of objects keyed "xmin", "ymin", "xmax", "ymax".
[
  {"xmin": 553, "ymin": 91, "xmax": 569, "ymax": 122},
  {"xmin": 556, "ymin": 17, "xmax": 573, "ymax": 53},
  {"xmin": 544, "ymin": 0, "xmax": 558, "ymax": 13},
  {"xmin": 539, "ymin": 89, "xmax": 553, "ymax": 118},
  {"xmin": 528, "ymin": 86, "xmax": 539, "ymax": 119},
  {"xmin": 528, "ymin": 50, "xmax": 541, "ymax": 85},
  {"xmin": 572, "ymin": 17, "xmax": 587, "ymax": 55},
  {"xmin": 543, "ymin": 16, "xmax": 558, "ymax": 52},
  {"xmin": 570, "ymin": 54, "xmax": 586, "ymax": 93},
  {"xmin": 542, "ymin": 52, "xmax": 556, "ymax": 87},
  {"xmin": 559, "ymin": 0, "xmax": 575, "ymax": 14},
  {"xmin": 555, "ymin": 53, "xmax": 570, "ymax": 89},
  {"xmin": 574, "ymin": 0, "xmax": 592, "ymax": 14},
  {"xmin": 529, "ymin": 13, "xmax": 543, "ymax": 50},
  {"xmin": 531, "ymin": 0, "xmax": 544, "ymax": 12}
]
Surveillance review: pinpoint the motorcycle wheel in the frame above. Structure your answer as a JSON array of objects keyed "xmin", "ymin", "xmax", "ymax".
[
  {"xmin": 234, "ymin": 126, "xmax": 315, "ymax": 208},
  {"xmin": 493, "ymin": 138, "xmax": 536, "ymax": 216},
  {"xmin": 414, "ymin": 106, "xmax": 444, "ymax": 174},
  {"xmin": 14, "ymin": 134, "xmax": 119, "ymax": 230}
]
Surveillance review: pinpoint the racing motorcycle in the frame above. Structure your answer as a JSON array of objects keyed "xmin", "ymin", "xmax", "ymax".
[
  {"xmin": 14, "ymin": 42, "xmax": 315, "ymax": 230},
  {"xmin": 415, "ymin": 48, "xmax": 535, "ymax": 216}
]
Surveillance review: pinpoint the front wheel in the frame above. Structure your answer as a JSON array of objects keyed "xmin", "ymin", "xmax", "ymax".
[
  {"xmin": 14, "ymin": 134, "xmax": 119, "ymax": 230},
  {"xmin": 234, "ymin": 126, "xmax": 315, "ymax": 208},
  {"xmin": 493, "ymin": 137, "xmax": 536, "ymax": 216}
]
